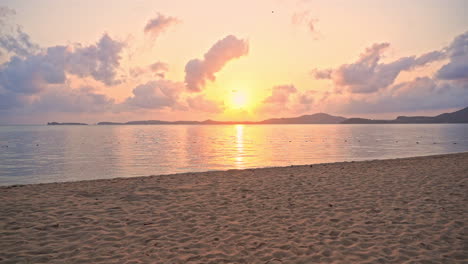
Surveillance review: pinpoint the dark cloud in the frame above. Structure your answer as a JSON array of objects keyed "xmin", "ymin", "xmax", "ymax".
[
  {"xmin": 144, "ymin": 13, "xmax": 179, "ymax": 38},
  {"xmin": 184, "ymin": 35, "xmax": 249, "ymax": 92}
]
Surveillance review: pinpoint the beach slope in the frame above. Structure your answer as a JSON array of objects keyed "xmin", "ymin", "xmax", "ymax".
[{"xmin": 1, "ymin": 153, "xmax": 467, "ymax": 263}]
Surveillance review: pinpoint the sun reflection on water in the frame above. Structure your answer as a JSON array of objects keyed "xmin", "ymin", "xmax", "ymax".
[{"xmin": 235, "ymin": 124, "xmax": 245, "ymax": 169}]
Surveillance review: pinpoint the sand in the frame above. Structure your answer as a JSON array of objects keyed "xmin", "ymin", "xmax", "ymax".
[{"xmin": 1, "ymin": 153, "xmax": 467, "ymax": 264}]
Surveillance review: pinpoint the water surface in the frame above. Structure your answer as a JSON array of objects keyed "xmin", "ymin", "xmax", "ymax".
[{"xmin": 1, "ymin": 124, "xmax": 467, "ymax": 185}]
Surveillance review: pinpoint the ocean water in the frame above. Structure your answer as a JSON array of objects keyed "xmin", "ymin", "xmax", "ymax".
[{"xmin": 0, "ymin": 124, "xmax": 467, "ymax": 185}]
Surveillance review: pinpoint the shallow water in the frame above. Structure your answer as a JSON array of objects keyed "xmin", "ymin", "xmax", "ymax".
[{"xmin": 0, "ymin": 124, "xmax": 467, "ymax": 185}]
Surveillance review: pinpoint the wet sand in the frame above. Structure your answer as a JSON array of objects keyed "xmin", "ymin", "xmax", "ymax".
[{"xmin": 1, "ymin": 153, "xmax": 467, "ymax": 263}]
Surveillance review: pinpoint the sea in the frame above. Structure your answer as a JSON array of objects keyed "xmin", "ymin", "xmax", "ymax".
[{"xmin": 1, "ymin": 124, "xmax": 467, "ymax": 185}]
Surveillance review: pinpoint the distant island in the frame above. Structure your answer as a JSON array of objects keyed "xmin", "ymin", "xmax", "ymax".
[
  {"xmin": 49, "ymin": 106, "xmax": 468, "ymax": 126},
  {"xmin": 47, "ymin": 122, "xmax": 88, "ymax": 126},
  {"xmin": 98, "ymin": 106, "xmax": 468, "ymax": 125},
  {"xmin": 97, "ymin": 113, "xmax": 347, "ymax": 125},
  {"xmin": 342, "ymin": 106, "xmax": 468, "ymax": 124}
]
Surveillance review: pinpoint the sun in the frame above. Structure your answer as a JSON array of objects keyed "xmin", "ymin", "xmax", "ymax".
[
  {"xmin": 233, "ymin": 92, "xmax": 247, "ymax": 108},
  {"xmin": 230, "ymin": 90, "xmax": 249, "ymax": 109}
]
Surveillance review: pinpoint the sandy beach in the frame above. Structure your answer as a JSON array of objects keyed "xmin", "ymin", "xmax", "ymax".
[{"xmin": 1, "ymin": 153, "xmax": 467, "ymax": 263}]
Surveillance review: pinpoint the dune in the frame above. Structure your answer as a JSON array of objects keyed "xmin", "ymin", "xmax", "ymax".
[{"xmin": 1, "ymin": 153, "xmax": 467, "ymax": 263}]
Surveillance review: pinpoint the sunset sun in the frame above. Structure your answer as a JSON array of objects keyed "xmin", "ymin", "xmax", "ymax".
[{"xmin": 229, "ymin": 90, "xmax": 249, "ymax": 109}]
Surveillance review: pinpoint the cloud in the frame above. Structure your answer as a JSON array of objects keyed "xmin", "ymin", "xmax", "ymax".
[
  {"xmin": 0, "ymin": 83, "xmax": 115, "ymax": 119},
  {"xmin": 294, "ymin": 90, "xmax": 316, "ymax": 113},
  {"xmin": 263, "ymin": 85, "xmax": 297, "ymax": 104},
  {"xmin": 306, "ymin": 31, "xmax": 468, "ymax": 116},
  {"xmin": 260, "ymin": 85, "xmax": 318, "ymax": 114},
  {"xmin": 436, "ymin": 31, "xmax": 468, "ymax": 80},
  {"xmin": 0, "ymin": 6, "xmax": 39, "ymax": 57},
  {"xmin": 414, "ymin": 50, "xmax": 445, "ymax": 66},
  {"xmin": 0, "ymin": 26, "xmax": 39, "ymax": 57},
  {"xmin": 144, "ymin": 13, "xmax": 179, "ymax": 38},
  {"xmin": 32, "ymin": 86, "xmax": 115, "ymax": 113},
  {"xmin": 184, "ymin": 35, "xmax": 249, "ymax": 92},
  {"xmin": 292, "ymin": 11, "xmax": 319, "ymax": 36},
  {"xmin": 0, "ymin": 6, "xmax": 15, "ymax": 25},
  {"xmin": 0, "ymin": 6, "xmax": 15, "ymax": 17},
  {"xmin": 123, "ymin": 80, "xmax": 184, "ymax": 110},
  {"xmin": 0, "ymin": 90, "xmax": 25, "ymax": 110},
  {"xmin": 0, "ymin": 33, "xmax": 124, "ymax": 98},
  {"xmin": 331, "ymin": 77, "xmax": 468, "ymax": 115},
  {"xmin": 310, "ymin": 68, "xmax": 332, "ymax": 79},
  {"xmin": 123, "ymin": 80, "xmax": 224, "ymax": 113},
  {"xmin": 129, "ymin": 67, "xmax": 146, "ymax": 78},
  {"xmin": 65, "ymin": 34, "xmax": 125, "ymax": 86},
  {"xmin": 186, "ymin": 95, "xmax": 224, "ymax": 113},
  {"xmin": 0, "ymin": 31, "xmax": 125, "ymax": 118},
  {"xmin": 130, "ymin": 61, "xmax": 168, "ymax": 78},
  {"xmin": 0, "ymin": 51, "xmax": 66, "ymax": 94},
  {"xmin": 311, "ymin": 42, "xmax": 445, "ymax": 93},
  {"xmin": 149, "ymin": 61, "xmax": 169, "ymax": 78}
]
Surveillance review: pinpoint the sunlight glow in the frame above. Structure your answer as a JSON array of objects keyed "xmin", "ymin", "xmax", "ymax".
[{"xmin": 229, "ymin": 90, "xmax": 249, "ymax": 109}]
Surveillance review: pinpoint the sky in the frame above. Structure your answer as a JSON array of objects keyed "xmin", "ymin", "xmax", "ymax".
[{"xmin": 0, "ymin": 0, "xmax": 467, "ymax": 124}]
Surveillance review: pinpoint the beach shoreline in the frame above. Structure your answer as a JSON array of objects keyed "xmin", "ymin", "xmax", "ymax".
[
  {"xmin": 1, "ymin": 153, "xmax": 467, "ymax": 263},
  {"xmin": 3, "ymin": 151, "xmax": 468, "ymax": 187}
]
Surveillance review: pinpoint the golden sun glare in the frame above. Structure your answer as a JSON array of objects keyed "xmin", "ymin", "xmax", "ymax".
[{"xmin": 229, "ymin": 90, "xmax": 251, "ymax": 109}]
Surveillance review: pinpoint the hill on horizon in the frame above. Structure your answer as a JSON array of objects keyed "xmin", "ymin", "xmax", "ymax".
[
  {"xmin": 55, "ymin": 106, "xmax": 468, "ymax": 125},
  {"xmin": 343, "ymin": 106, "xmax": 468, "ymax": 124}
]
